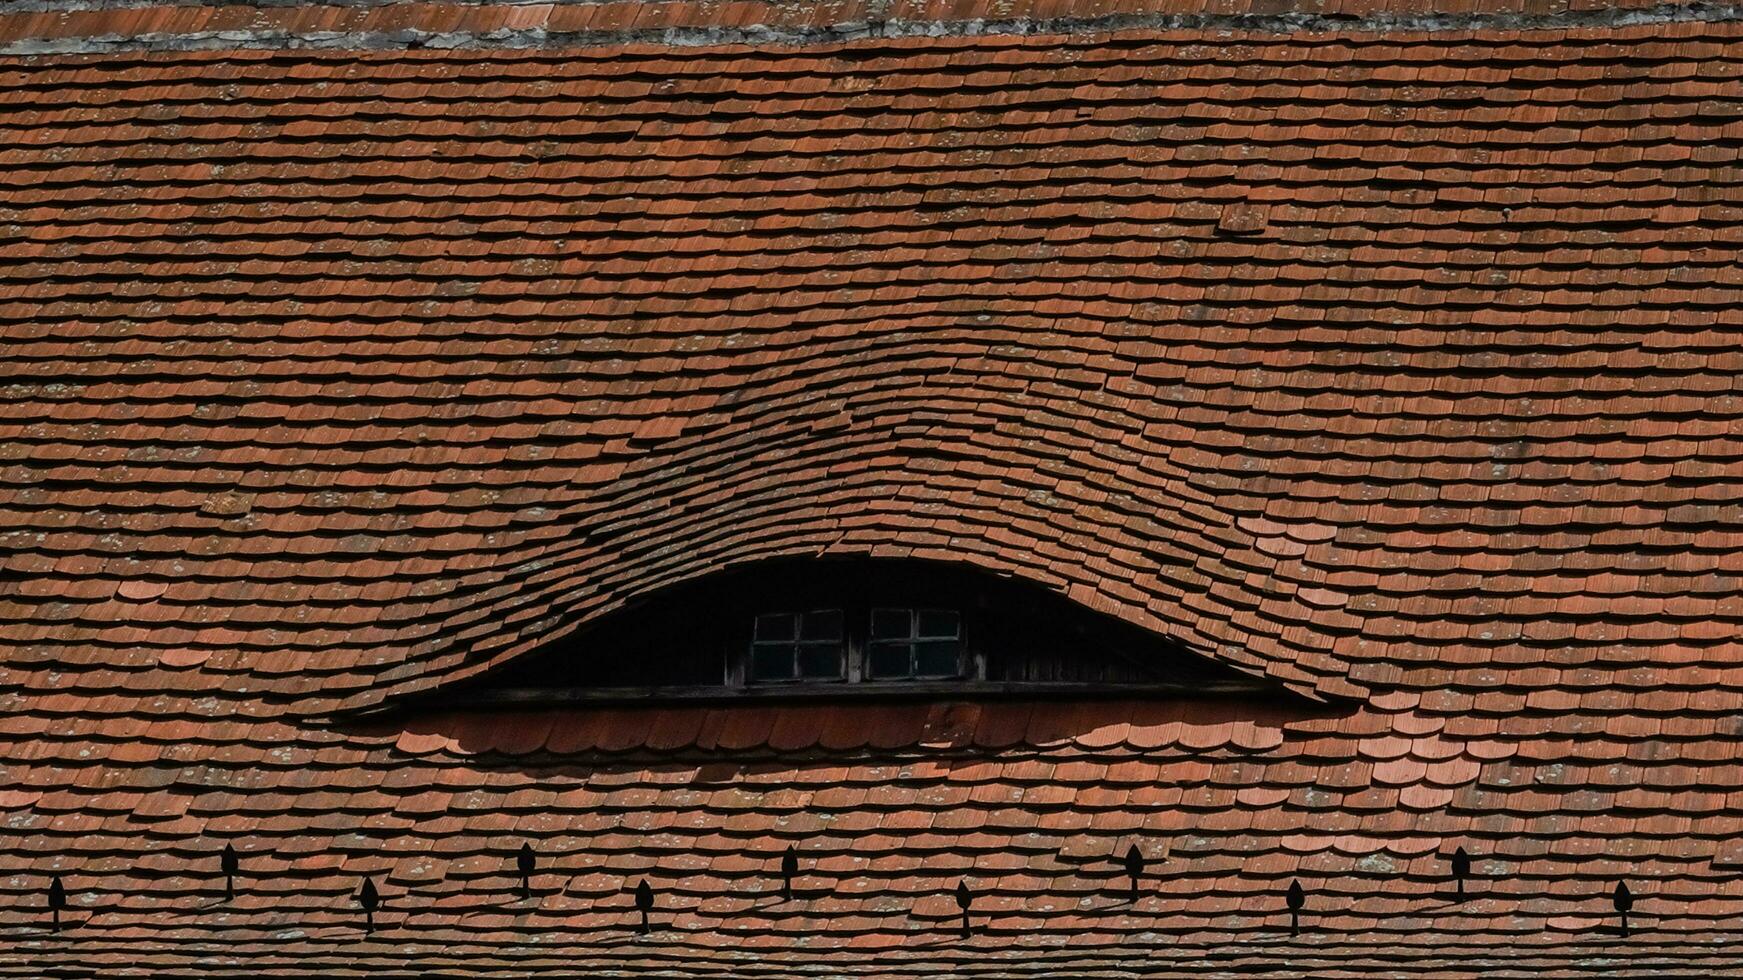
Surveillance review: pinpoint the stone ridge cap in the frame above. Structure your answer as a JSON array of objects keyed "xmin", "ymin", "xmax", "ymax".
[{"xmin": 5, "ymin": 0, "xmax": 1743, "ymax": 55}]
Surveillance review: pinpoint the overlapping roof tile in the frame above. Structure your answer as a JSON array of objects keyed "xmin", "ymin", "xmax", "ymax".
[{"xmin": 3, "ymin": 3, "xmax": 1743, "ymax": 976}]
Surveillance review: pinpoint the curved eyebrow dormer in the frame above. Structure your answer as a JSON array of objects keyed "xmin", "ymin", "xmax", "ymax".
[{"xmin": 424, "ymin": 558, "xmax": 1292, "ymax": 707}]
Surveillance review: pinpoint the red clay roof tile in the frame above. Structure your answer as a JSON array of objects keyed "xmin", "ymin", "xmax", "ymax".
[{"xmin": 1, "ymin": 8, "xmax": 1741, "ymax": 977}]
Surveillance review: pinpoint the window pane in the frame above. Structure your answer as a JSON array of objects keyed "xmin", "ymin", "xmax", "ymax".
[
  {"xmin": 916, "ymin": 609, "xmax": 960, "ymax": 639},
  {"xmin": 870, "ymin": 608, "xmax": 910, "ymax": 639},
  {"xmin": 796, "ymin": 644, "xmax": 844, "ymax": 679},
  {"xmin": 914, "ymin": 640, "xmax": 962, "ymax": 677},
  {"xmin": 868, "ymin": 643, "xmax": 912, "ymax": 679},
  {"xmin": 801, "ymin": 608, "xmax": 843, "ymax": 641},
  {"xmin": 752, "ymin": 645, "xmax": 794, "ymax": 681},
  {"xmin": 754, "ymin": 613, "xmax": 796, "ymax": 642}
]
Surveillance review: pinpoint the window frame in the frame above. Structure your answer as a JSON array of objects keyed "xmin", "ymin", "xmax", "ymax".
[
  {"xmin": 748, "ymin": 608, "xmax": 849, "ymax": 683},
  {"xmin": 866, "ymin": 606, "xmax": 965, "ymax": 680},
  {"xmin": 730, "ymin": 604, "xmax": 982, "ymax": 687}
]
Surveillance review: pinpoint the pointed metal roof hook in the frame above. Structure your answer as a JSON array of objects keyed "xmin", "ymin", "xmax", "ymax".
[
  {"xmin": 221, "ymin": 843, "xmax": 239, "ymax": 901},
  {"xmin": 1614, "ymin": 880, "xmax": 1633, "ymax": 937},
  {"xmin": 635, "ymin": 879, "xmax": 654, "ymax": 935},
  {"xmin": 954, "ymin": 879, "xmax": 972, "ymax": 938},
  {"xmin": 517, "ymin": 843, "xmax": 535, "ymax": 900},
  {"xmin": 47, "ymin": 874, "xmax": 66, "ymax": 933},
  {"xmin": 358, "ymin": 876, "xmax": 380, "ymax": 935},
  {"xmin": 1122, "ymin": 844, "xmax": 1145, "ymax": 902},
  {"xmin": 1285, "ymin": 879, "xmax": 1305, "ymax": 937},
  {"xmin": 1450, "ymin": 846, "xmax": 1470, "ymax": 898},
  {"xmin": 780, "ymin": 846, "xmax": 798, "ymax": 902}
]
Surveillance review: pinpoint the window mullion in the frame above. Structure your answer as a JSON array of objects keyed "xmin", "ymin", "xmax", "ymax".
[
  {"xmin": 908, "ymin": 608, "xmax": 920, "ymax": 677},
  {"xmin": 848, "ymin": 602, "xmax": 864, "ymax": 682}
]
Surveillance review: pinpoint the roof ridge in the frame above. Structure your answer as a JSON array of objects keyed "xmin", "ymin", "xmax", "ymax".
[{"xmin": 4, "ymin": 0, "xmax": 1743, "ymax": 54}]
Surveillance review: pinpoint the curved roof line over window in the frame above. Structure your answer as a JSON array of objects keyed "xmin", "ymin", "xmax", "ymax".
[{"xmin": 309, "ymin": 364, "xmax": 1370, "ymax": 714}]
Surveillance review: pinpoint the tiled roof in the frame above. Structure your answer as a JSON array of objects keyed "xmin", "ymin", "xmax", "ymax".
[{"xmin": 5, "ymin": 7, "xmax": 1743, "ymax": 976}]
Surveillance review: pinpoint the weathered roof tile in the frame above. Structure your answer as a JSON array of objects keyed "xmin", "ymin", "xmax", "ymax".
[{"xmin": 4, "ymin": 8, "xmax": 1743, "ymax": 976}]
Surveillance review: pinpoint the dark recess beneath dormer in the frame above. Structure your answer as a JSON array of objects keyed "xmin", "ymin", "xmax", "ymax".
[{"xmin": 454, "ymin": 558, "xmax": 1271, "ymax": 704}]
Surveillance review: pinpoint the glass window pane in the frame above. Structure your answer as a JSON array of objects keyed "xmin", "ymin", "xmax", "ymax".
[
  {"xmin": 752, "ymin": 645, "xmax": 794, "ymax": 681},
  {"xmin": 914, "ymin": 640, "xmax": 962, "ymax": 677},
  {"xmin": 801, "ymin": 608, "xmax": 843, "ymax": 641},
  {"xmin": 870, "ymin": 608, "xmax": 910, "ymax": 639},
  {"xmin": 868, "ymin": 643, "xmax": 912, "ymax": 679},
  {"xmin": 917, "ymin": 610, "xmax": 960, "ymax": 639},
  {"xmin": 796, "ymin": 644, "xmax": 844, "ymax": 679},
  {"xmin": 755, "ymin": 613, "xmax": 795, "ymax": 642}
]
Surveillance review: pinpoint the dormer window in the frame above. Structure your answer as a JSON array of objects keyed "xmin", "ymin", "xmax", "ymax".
[
  {"xmin": 746, "ymin": 607, "xmax": 967, "ymax": 685},
  {"xmin": 868, "ymin": 608, "xmax": 962, "ymax": 679},
  {"xmin": 460, "ymin": 558, "xmax": 1274, "ymax": 703},
  {"xmin": 751, "ymin": 610, "xmax": 846, "ymax": 681}
]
